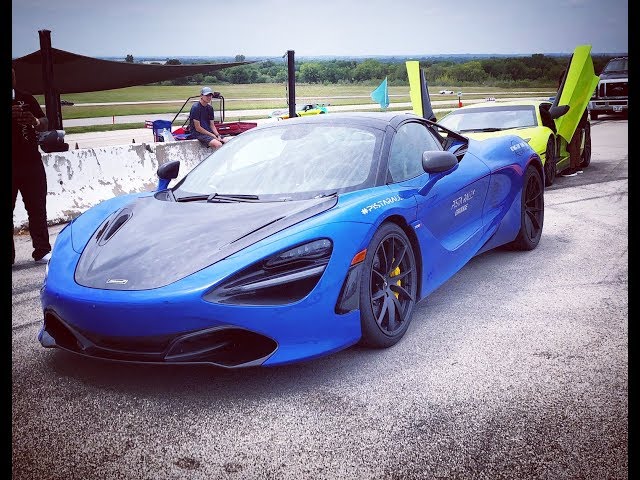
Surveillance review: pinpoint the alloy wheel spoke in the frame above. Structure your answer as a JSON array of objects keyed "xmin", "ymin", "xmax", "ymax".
[
  {"xmin": 526, "ymin": 189, "xmax": 541, "ymax": 204},
  {"xmin": 393, "ymin": 268, "xmax": 413, "ymax": 283},
  {"xmin": 525, "ymin": 209, "xmax": 541, "ymax": 230},
  {"xmin": 376, "ymin": 295, "xmax": 391, "ymax": 327},
  {"xmin": 390, "ymin": 283, "xmax": 415, "ymax": 302},
  {"xmin": 382, "ymin": 238, "xmax": 394, "ymax": 273},
  {"xmin": 377, "ymin": 247, "xmax": 387, "ymax": 275},
  {"xmin": 386, "ymin": 295, "xmax": 397, "ymax": 330},
  {"xmin": 391, "ymin": 294, "xmax": 403, "ymax": 321},
  {"xmin": 389, "ymin": 244, "xmax": 406, "ymax": 272},
  {"xmin": 372, "ymin": 269, "xmax": 385, "ymax": 283},
  {"xmin": 372, "ymin": 289, "xmax": 385, "ymax": 301}
]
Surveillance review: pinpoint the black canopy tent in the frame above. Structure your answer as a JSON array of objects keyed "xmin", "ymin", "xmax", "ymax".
[
  {"xmin": 12, "ymin": 49, "xmax": 253, "ymax": 95},
  {"xmin": 12, "ymin": 30, "xmax": 255, "ymax": 138}
]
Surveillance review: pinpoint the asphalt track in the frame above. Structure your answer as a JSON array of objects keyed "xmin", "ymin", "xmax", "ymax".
[{"xmin": 12, "ymin": 116, "xmax": 628, "ymax": 479}]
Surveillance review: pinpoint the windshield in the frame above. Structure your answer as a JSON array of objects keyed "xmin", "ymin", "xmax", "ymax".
[
  {"xmin": 174, "ymin": 122, "xmax": 382, "ymax": 201},
  {"xmin": 438, "ymin": 105, "xmax": 538, "ymax": 132},
  {"xmin": 603, "ymin": 58, "xmax": 628, "ymax": 73}
]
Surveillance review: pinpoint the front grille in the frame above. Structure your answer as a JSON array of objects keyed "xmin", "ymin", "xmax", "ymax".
[
  {"xmin": 602, "ymin": 81, "xmax": 628, "ymax": 98},
  {"xmin": 42, "ymin": 310, "xmax": 278, "ymax": 368}
]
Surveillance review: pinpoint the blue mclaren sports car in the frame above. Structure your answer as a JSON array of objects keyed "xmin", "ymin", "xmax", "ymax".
[{"xmin": 39, "ymin": 111, "xmax": 544, "ymax": 368}]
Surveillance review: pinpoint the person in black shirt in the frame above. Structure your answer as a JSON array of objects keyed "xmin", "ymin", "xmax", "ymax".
[
  {"xmin": 12, "ymin": 66, "xmax": 52, "ymax": 265},
  {"xmin": 188, "ymin": 86, "xmax": 230, "ymax": 149}
]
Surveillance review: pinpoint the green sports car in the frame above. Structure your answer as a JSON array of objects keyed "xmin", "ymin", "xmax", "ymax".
[
  {"xmin": 271, "ymin": 103, "xmax": 329, "ymax": 120},
  {"xmin": 438, "ymin": 100, "xmax": 589, "ymax": 186},
  {"xmin": 429, "ymin": 45, "xmax": 599, "ymax": 187}
]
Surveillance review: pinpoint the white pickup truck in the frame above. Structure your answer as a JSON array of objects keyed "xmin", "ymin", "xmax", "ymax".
[{"xmin": 588, "ymin": 56, "xmax": 628, "ymax": 120}]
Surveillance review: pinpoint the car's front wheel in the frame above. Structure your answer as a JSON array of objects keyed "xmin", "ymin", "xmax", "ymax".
[
  {"xmin": 579, "ymin": 122, "xmax": 592, "ymax": 169},
  {"xmin": 507, "ymin": 164, "xmax": 544, "ymax": 251},
  {"xmin": 544, "ymin": 135, "xmax": 556, "ymax": 187},
  {"xmin": 590, "ymin": 111, "xmax": 599, "ymax": 120},
  {"xmin": 359, "ymin": 223, "xmax": 418, "ymax": 348}
]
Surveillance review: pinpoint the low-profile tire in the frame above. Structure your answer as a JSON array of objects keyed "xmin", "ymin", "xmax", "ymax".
[
  {"xmin": 579, "ymin": 122, "xmax": 592, "ymax": 169},
  {"xmin": 543, "ymin": 135, "xmax": 556, "ymax": 187},
  {"xmin": 590, "ymin": 111, "xmax": 598, "ymax": 120},
  {"xmin": 359, "ymin": 222, "xmax": 418, "ymax": 348},
  {"xmin": 507, "ymin": 164, "xmax": 544, "ymax": 251}
]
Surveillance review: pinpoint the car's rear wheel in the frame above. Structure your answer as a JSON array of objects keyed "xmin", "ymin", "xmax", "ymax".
[
  {"xmin": 579, "ymin": 122, "xmax": 592, "ymax": 169},
  {"xmin": 544, "ymin": 135, "xmax": 556, "ymax": 187},
  {"xmin": 566, "ymin": 127, "xmax": 582, "ymax": 173},
  {"xmin": 359, "ymin": 223, "xmax": 418, "ymax": 348},
  {"xmin": 507, "ymin": 164, "xmax": 544, "ymax": 251}
]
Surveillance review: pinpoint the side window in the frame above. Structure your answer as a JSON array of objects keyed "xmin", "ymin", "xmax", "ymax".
[{"xmin": 388, "ymin": 122, "xmax": 442, "ymax": 183}]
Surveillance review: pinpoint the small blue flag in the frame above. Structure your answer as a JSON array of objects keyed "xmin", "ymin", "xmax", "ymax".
[{"xmin": 370, "ymin": 77, "xmax": 389, "ymax": 109}]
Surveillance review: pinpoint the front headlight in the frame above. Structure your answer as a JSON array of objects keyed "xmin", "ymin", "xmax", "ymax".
[{"xmin": 204, "ymin": 239, "xmax": 333, "ymax": 305}]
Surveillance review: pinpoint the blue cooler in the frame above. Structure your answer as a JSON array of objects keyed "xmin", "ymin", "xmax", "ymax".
[{"xmin": 152, "ymin": 120, "xmax": 173, "ymax": 142}]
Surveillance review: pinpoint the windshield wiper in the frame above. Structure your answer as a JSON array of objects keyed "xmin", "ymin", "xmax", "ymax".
[
  {"xmin": 176, "ymin": 194, "xmax": 209, "ymax": 202},
  {"xmin": 207, "ymin": 193, "xmax": 260, "ymax": 203},
  {"xmin": 459, "ymin": 127, "xmax": 506, "ymax": 133},
  {"xmin": 175, "ymin": 193, "xmax": 260, "ymax": 203}
]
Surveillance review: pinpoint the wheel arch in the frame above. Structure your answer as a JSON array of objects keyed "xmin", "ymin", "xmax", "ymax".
[{"xmin": 528, "ymin": 154, "xmax": 544, "ymax": 184}]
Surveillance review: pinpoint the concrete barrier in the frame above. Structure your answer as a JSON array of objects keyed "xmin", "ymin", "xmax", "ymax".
[{"xmin": 13, "ymin": 140, "xmax": 212, "ymax": 231}]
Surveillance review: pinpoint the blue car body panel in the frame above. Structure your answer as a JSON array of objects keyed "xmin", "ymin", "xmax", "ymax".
[{"xmin": 39, "ymin": 113, "xmax": 541, "ymax": 368}]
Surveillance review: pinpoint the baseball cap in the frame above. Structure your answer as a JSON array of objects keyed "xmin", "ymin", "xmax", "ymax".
[{"xmin": 200, "ymin": 86, "xmax": 214, "ymax": 96}]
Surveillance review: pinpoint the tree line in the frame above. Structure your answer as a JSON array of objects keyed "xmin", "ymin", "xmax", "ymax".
[{"xmin": 125, "ymin": 53, "xmax": 618, "ymax": 88}]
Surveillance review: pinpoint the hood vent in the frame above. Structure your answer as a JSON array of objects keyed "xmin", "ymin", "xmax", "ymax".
[
  {"xmin": 75, "ymin": 196, "xmax": 338, "ymax": 290},
  {"xmin": 98, "ymin": 208, "xmax": 132, "ymax": 245}
]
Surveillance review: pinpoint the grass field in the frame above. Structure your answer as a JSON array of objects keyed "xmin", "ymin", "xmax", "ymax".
[
  {"xmin": 49, "ymin": 83, "xmax": 555, "ymax": 118},
  {"xmin": 51, "ymin": 83, "xmax": 554, "ymax": 134}
]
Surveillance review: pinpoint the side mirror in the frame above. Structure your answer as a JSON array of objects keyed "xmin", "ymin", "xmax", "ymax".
[
  {"xmin": 156, "ymin": 160, "xmax": 180, "ymax": 191},
  {"xmin": 422, "ymin": 150, "xmax": 459, "ymax": 174},
  {"xmin": 549, "ymin": 105, "xmax": 570, "ymax": 119},
  {"xmin": 418, "ymin": 150, "xmax": 459, "ymax": 196}
]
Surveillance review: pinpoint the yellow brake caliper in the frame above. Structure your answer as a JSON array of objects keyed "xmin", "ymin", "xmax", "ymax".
[{"xmin": 390, "ymin": 265, "xmax": 401, "ymax": 299}]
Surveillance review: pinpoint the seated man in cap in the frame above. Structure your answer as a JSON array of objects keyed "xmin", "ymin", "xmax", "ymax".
[{"xmin": 188, "ymin": 87, "xmax": 230, "ymax": 149}]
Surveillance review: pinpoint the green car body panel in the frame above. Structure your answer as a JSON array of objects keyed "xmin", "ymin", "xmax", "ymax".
[{"xmin": 554, "ymin": 44, "xmax": 600, "ymax": 143}]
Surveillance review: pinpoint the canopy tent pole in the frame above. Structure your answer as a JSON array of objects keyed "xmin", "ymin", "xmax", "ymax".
[
  {"xmin": 287, "ymin": 50, "xmax": 296, "ymax": 119},
  {"xmin": 39, "ymin": 29, "xmax": 64, "ymax": 133}
]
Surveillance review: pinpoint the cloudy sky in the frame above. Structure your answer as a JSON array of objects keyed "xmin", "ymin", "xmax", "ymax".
[{"xmin": 12, "ymin": 0, "xmax": 628, "ymax": 58}]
